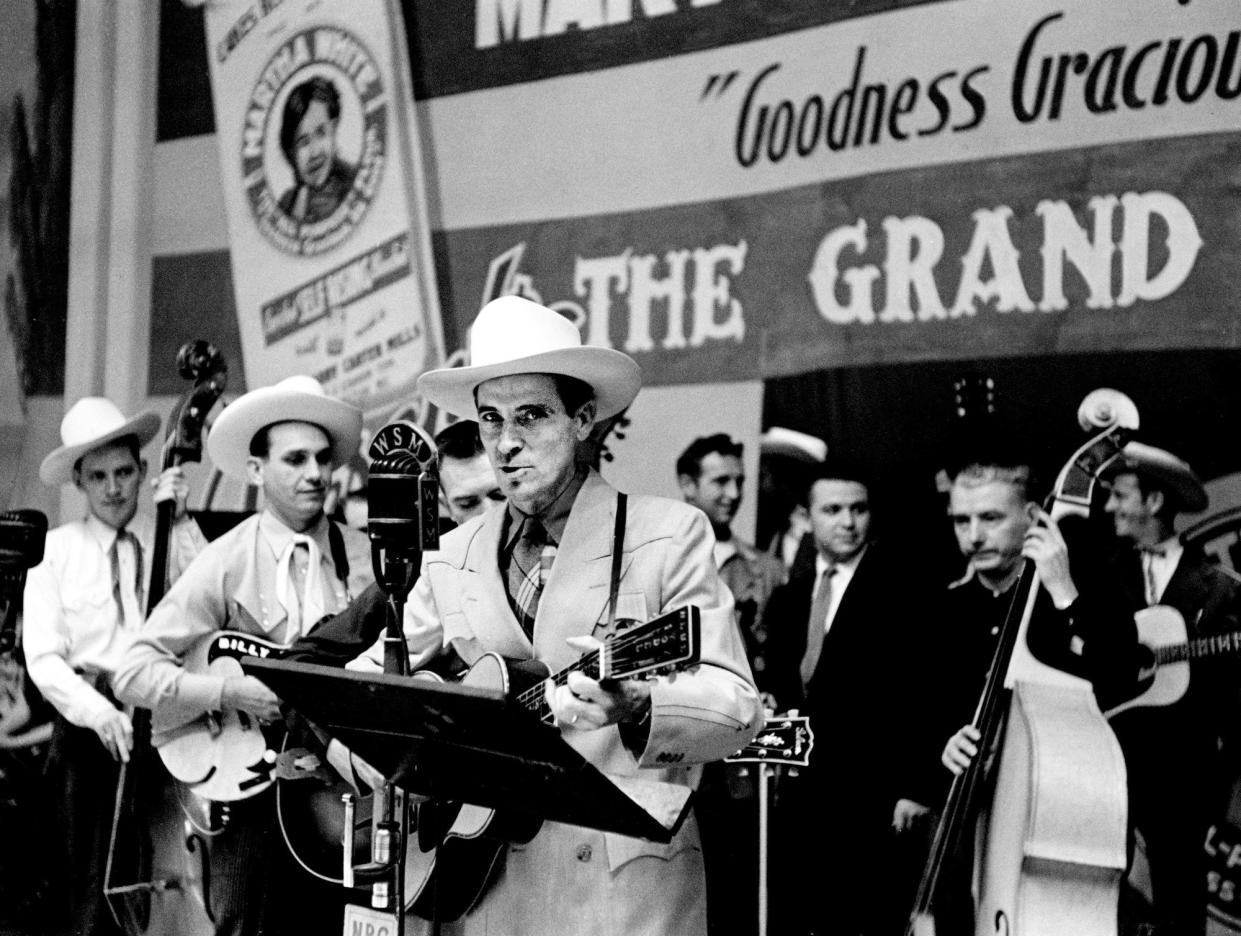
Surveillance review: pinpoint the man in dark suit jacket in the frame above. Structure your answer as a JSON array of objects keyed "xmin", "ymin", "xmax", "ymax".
[
  {"xmin": 1102, "ymin": 442, "xmax": 1241, "ymax": 936},
  {"xmin": 761, "ymin": 461, "xmax": 926, "ymax": 936}
]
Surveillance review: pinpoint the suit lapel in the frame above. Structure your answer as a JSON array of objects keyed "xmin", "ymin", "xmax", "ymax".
[
  {"xmin": 534, "ymin": 472, "xmax": 628, "ymax": 670},
  {"xmin": 458, "ymin": 506, "xmax": 533, "ymax": 659}
]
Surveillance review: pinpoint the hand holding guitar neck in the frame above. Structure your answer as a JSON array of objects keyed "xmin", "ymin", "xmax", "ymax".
[{"xmin": 547, "ymin": 634, "xmax": 654, "ymax": 730}]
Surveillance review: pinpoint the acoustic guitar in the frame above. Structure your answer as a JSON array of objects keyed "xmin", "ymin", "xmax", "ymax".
[
  {"xmin": 1106, "ymin": 604, "xmax": 1241, "ymax": 717},
  {"xmin": 405, "ymin": 605, "xmax": 702, "ymax": 922}
]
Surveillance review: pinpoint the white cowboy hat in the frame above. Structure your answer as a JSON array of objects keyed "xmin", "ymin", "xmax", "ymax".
[
  {"xmin": 40, "ymin": 398, "xmax": 161, "ymax": 487},
  {"xmin": 207, "ymin": 375, "xmax": 362, "ymax": 480},
  {"xmin": 417, "ymin": 295, "xmax": 642, "ymax": 420},
  {"xmin": 1110, "ymin": 441, "xmax": 1208, "ymax": 513},
  {"xmin": 760, "ymin": 427, "xmax": 828, "ymax": 463}
]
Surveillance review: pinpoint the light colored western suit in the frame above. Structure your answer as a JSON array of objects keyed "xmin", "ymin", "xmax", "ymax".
[{"xmin": 401, "ymin": 469, "xmax": 764, "ymax": 936}]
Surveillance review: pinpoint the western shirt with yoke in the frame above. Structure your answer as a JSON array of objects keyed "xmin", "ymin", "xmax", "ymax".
[{"xmin": 113, "ymin": 509, "xmax": 371, "ymax": 741}]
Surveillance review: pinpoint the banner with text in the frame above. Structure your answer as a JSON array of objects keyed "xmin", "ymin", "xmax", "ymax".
[
  {"xmin": 411, "ymin": 0, "xmax": 1241, "ymax": 384},
  {"xmin": 206, "ymin": 0, "xmax": 441, "ymax": 420}
]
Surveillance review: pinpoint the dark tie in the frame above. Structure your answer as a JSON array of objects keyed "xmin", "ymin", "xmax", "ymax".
[
  {"xmin": 800, "ymin": 565, "xmax": 835, "ymax": 688},
  {"xmin": 110, "ymin": 528, "xmax": 145, "ymax": 622},
  {"xmin": 1139, "ymin": 545, "xmax": 1166, "ymax": 606},
  {"xmin": 508, "ymin": 518, "xmax": 553, "ymax": 639}
]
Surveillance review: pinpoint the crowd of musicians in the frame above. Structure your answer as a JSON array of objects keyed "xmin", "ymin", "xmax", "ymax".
[{"xmin": 7, "ymin": 294, "xmax": 1240, "ymax": 936}]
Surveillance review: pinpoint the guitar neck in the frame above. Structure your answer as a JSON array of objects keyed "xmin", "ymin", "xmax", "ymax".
[
  {"xmin": 512, "ymin": 607, "xmax": 699, "ymax": 725},
  {"xmin": 1155, "ymin": 630, "xmax": 1241, "ymax": 666},
  {"xmin": 522, "ymin": 652, "xmax": 606, "ymax": 725}
]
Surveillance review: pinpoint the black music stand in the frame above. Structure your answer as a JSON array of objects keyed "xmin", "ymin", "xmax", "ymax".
[{"xmin": 243, "ymin": 657, "xmax": 692, "ymax": 842}]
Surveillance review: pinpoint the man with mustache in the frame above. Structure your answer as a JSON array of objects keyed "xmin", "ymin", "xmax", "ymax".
[
  {"xmin": 892, "ymin": 459, "xmax": 1136, "ymax": 936},
  {"xmin": 114, "ymin": 375, "xmax": 377, "ymax": 936}
]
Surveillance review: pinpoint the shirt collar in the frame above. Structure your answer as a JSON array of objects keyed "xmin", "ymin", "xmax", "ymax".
[
  {"xmin": 259, "ymin": 509, "xmax": 332, "ymax": 559},
  {"xmin": 84, "ymin": 510, "xmax": 152, "ymax": 550},
  {"xmin": 502, "ymin": 468, "xmax": 587, "ymax": 551},
  {"xmin": 816, "ymin": 544, "xmax": 867, "ymax": 578}
]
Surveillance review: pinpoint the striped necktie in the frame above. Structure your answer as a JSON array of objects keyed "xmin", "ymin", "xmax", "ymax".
[{"xmin": 508, "ymin": 517, "xmax": 555, "ymax": 640}]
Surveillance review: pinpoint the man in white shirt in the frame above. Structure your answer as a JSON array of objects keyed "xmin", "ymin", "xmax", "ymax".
[{"xmin": 23, "ymin": 396, "xmax": 205, "ymax": 936}]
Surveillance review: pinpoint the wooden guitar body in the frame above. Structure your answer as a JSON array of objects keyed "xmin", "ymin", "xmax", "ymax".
[
  {"xmin": 1105, "ymin": 605, "xmax": 1190, "ymax": 717},
  {"xmin": 404, "ymin": 653, "xmax": 542, "ymax": 921}
]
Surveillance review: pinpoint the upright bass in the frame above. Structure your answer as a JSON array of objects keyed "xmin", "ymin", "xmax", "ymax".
[
  {"xmin": 104, "ymin": 340, "xmax": 227, "ymax": 935},
  {"xmin": 908, "ymin": 390, "xmax": 1136, "ymax": 936}
]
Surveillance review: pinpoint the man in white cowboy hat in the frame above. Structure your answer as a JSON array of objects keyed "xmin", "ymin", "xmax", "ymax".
[
  {"xmin": 23, "ymin": 396, "xmax": 206, "ymax": 936},
  {"xmin": 384, "ymin": 295, "xmax": 761, "ymax": 935},
  {"xmin": 114, "ymin": 375, "xmax": 379, "ymax": 936},
  {"xmin": 1101, "ymin": 441, "xmax": 1241, "ymax": 936}
]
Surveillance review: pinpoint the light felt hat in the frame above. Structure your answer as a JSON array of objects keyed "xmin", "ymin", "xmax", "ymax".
[
  {"xmin": 1111, "ymin": 441, "xmax": 1208, "ymax": 513},
  {"xmin": 417, "ymin": 295, "xmax": 642, "ymax": 420},
  {"xmin": 40, "ymin": 398, "xmax": 161, "ymax": 487},
  {"xmin": 207, "ymin": 375, "xmax": 362, "ymax": 480},
  {"xmin": 760, "ymin": 427, "xmax": 828, "ymax": 463}
]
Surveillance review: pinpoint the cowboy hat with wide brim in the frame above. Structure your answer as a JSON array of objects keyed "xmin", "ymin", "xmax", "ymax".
[
  {"xmin": 1109, "ymin": 441, "xmax": 1208, "ymax": 513},
  {"xmin": 40, "ymin": 398, "xmax": 162, "ymax": 487},
  {"xmin": 417, "ymin": 295, "xmax": 642, "ymax": 420},
  {"xmin": 207, "ymin": 375, "xmax": 363, "ymax": 480}
]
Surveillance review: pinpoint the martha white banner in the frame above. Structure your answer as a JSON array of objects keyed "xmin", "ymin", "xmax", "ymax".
[{"xmin": 203, "ymin": 0, "xmax": 442, "ymax": 424}]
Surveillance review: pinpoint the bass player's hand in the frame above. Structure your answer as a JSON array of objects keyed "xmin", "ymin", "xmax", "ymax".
[{"xmin": 941, "ymin": 724, "xmax": 980, "ymax": 775}]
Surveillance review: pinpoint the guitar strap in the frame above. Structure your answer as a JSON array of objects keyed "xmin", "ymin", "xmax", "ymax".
[
  {"xmin": 606, "ymin": 493, "xmax": 627, "ymax": 634},
  {"xmin": 327, "ymin": 521, "xmax": 350, "ymax": 599}
]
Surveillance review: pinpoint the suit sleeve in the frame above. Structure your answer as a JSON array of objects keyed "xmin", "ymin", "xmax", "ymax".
[{"xmin": 634, "ymin": 506, "xmax": 764, "ymax": 768}]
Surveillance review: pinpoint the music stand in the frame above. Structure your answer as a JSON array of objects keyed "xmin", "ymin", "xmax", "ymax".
[{"xmin": 244, "ymin": 658, "xmax": 692, "ymax": 842}]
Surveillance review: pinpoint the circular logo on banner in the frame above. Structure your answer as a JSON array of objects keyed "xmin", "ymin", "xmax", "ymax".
[{"xmin": 240, "ymin": 27, "xmax": 387, "ymax": 257}]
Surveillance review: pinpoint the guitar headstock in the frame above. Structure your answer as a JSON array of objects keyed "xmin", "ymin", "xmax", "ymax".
[
  {"xmin": 727, "ymin": 714, "xmax": 815, "ymax": 768},
  {"xmin": 597, "ymin": 606, "xmax": 701, "ymax": 681}
]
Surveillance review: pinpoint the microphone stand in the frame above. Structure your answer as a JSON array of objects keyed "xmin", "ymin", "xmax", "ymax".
[
  {"xmin": 351, "ymin": 419, "xmax": 440, "ymax": 935},
  {"xmin": 362, "ymin": 541, "xmax": 420, "ymax": 936}
]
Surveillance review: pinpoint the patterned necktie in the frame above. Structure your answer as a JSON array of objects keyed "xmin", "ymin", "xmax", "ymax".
[
  {"xmin": 800, "ymin": 564, "xmax": 835, "ymax": 688},
  {"xmin": 509, "ymin": 517, "xmax": 554, "ymax": 639},
  {"xmin": 110, "ymin": 528, "xmax": 145, "ymax": 623}
]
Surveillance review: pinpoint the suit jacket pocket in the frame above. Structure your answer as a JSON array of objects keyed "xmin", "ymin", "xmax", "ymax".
[{"xmin": 603, "ymin": 819, "xmax": 701, "ymax": 873}]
